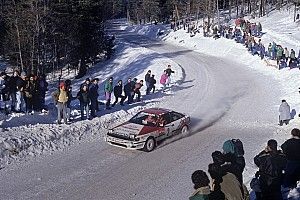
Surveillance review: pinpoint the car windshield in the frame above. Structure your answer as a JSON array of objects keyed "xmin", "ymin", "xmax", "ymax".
[{"xmin": 129, "ymin": 112, "xmax": 158, "ymax": 127}]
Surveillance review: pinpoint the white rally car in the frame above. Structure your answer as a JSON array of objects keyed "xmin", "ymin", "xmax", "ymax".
[{"xmin": 105, "ymin": 108, "xmax": 191, "ymax": 152}]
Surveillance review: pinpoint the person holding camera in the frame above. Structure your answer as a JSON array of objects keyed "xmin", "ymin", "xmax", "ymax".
[{"xmin": 254, "ymin": 139, "xmax": 287, "ymax": 200}]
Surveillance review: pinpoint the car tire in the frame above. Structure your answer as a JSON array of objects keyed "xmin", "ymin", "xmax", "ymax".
[
  {"xmin": 143, "ymin": 137, "xmax": 156, "ymax": 152},
  {"xmin": 181, "ymin": 125, "xmax": 189, "ymax": 136}
]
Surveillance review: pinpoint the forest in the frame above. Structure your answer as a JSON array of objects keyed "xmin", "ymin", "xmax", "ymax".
[{"xmin": 0, "ymin": 0, "xmax": 299, "ymax": 77}]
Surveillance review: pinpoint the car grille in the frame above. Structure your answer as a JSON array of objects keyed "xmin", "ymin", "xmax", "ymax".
[{"xmin": 107, "ymin": 132, "xmax": 134, "ymax": 141}]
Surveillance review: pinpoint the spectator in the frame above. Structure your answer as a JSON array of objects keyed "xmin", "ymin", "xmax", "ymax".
[
  {"xmin": 112, "ymin": 80, "xmax": 125, "ymax": 107},
  {"xmin": 130, "ymin": 78, "xmax": 137, "ymax": 101},
  {"xmin": 9, "ymin": 70, "xmax": 19, "ymax": 111},
  {"xmin": 149, "ymin": 75, "xmax": 156, "ymax": 93},
  {"xmin": 189, "ymin": 170, "xmax": 225, "ymax": 200},
  {"xmin": 56, "ymin": 81, "xmax": 68, "ymax": 124},
  {"xmin": 15, "ymin": 72, "xmax": 26, "ymax": 113},
  {"xmin": 104, "ymin": 77, "xmax": 113, "ymax": 110},
  {"xmin": 208, "ymin": 163, "xmax": 243, "ymax": 200},
  {"xmin": 38, "ymin": 74, "xmax": 48, "ymax": 112},
  {"xmin": 89, "ymin": 78, "xmax": 99, "ymax": 118},
  {"xmin": 281, "ymin": 128, "xmax": 300, "ymax": 188},
  {"xmin": 276, "ymin": 45, "xmax": 284, "ymax": 64},
  {"xmin": 24, "ymin": 75, "xmax": 37, "ymax": 115},
  {"xmin": 124, "ymin": 77, "xmax": 133, "ymax": 104},
  {"xmin": 134, "ymin": 80, "xmax": 143, "ymax": 102},
  {"xmin": 145, "ymin": 70, "xmax": 151, "ymax": 95},
  {"xmin": 165, "ymin": 64, "xmax": 175, "ymax": 85},
  {"xmin": 267, "ymin": 43, "xmax": 272, "ymax": 58},
  {"xmin": 77, "ymin": 84, "xmax": 90, "ymax": 120},
  {"xmin": 279, "ymin": 99, "xmax": 291, "ymax": 126},
  {"xmin": 284, "ymin": 47, "xmax": 289, "ymax": 62},
  {"xmin": 160, "ymin": 70, "xmax": 168, "ymax": 91},
  {"xmin": 254, "ymin": 139, "xmax": 287, "ymax": 200},
  {"xmin": 222, "ymin": 141, "xmax": 246, "ymax": 184},
  {"xmin": 65, "ymin": 79, "xmax": 73, "ymax": 121}
]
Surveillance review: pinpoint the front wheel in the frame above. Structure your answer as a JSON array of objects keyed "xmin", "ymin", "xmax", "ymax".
[
  {"xmin": 181, "ymin": 125, "xmax": 189, "ymax": 136},
  {"xmin": 143, "ymin": 137, "xmax": 156, "ymax": 152}
]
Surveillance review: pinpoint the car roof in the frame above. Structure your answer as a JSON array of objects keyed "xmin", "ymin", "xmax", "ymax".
[{"xmin": 142, "ymin": 108, "xmax": 172, "ymax": 115}]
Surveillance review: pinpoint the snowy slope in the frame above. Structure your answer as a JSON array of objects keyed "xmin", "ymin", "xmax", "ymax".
[{"xmin": 0, "ymin": 38, "xmax": 183, "ymax": 167}]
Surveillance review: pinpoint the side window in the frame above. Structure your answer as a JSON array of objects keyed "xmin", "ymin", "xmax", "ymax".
[
  {"xmin": 170, "ymin": 112, "xmax": 183, "ymax": 122},
  {"xmin": 162, "ymin": 113, "xmax": 172, "ymax": 124}
]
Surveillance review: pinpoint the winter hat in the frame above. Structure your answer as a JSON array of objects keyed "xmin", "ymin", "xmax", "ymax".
[
  {"xmin": 191, "ymin": 170, "xmax": 210, "ymax": 189},
  {"xmin": 85, "ymin": 78, "xmax": 90, "ymax": 82},
  {"xmin": 211, "ymin": 151, "xmax": 225, "ymax": 165},
  {"xmin": 222, "ymin": 140, "xmax": 235, "ymax": 154},
  {"xmin": 59, "ymin": 81, "xmax": 65, "ymax": 88}
]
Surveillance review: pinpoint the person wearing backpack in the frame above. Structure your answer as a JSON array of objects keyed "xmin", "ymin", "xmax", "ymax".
[
  {"xmin": 254, "ymin": 139, "xmax": 287, "ymax": 200},
  {"xmin": 222, "ymin": 139, "xmax": 246, "ymax": 184}
]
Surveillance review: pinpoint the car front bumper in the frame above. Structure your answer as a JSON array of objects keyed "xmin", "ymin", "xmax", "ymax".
[{"xmin": 104, "ymin": 136, "xmax": 145, "ymax": 150}]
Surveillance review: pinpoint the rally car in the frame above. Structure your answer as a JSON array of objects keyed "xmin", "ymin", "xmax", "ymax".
[{"xmin": 104, "ymin": 108, "xmax": 191, "ymax": 152}]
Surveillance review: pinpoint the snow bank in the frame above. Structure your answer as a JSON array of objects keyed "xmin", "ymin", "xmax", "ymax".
[{"xmin": 0, "ymin": 39, "xmax": 183, "ymax": 167}]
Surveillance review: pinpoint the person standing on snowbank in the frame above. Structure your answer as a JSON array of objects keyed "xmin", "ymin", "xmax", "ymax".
[
  {"xmin": 56, "ymin": 82, "xmax": 68, "ymax": 124},
  {"xmin": 281, "ymin": 128, "xmax": 300, "ymax": 188},
  {"xmin": 104, "ymin": 77, "xmax": 113, "ymax": 110},
  {"xmin": 89, "ymin": 78, "xmax": 99, "ymax": 118},
  {"xmin": 279, "ymin": 99, "xmax": 291, "ymax": 126},
  {"xmin": 145, "ymin": 70, "xmax": 151, "ymax": 95},
  {"xmin": 165, "ymin": 64, "xmax": 175, "ymax": 85},
  {"xmin": 160, "ymin": 70, "xmax": 168, "ymax": 91}
]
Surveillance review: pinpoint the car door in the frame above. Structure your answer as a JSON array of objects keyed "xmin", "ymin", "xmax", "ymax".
[
  {"xmin": 168, "ymin": 112, "xmax": 184, "ymax": 135},
  {"xmin": 164, "ymin": 112, "xmax": 183, "ymax": 136}
]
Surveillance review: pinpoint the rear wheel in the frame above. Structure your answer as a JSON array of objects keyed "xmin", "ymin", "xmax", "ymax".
[{"xmin": 143, "ymin": 137, "xmax": 156, "ymax": 152}]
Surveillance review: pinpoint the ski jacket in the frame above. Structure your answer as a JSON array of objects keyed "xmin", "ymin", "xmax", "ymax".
[
  {"xmin": 254, "ymin": 150, "xmax": 287, "ymax": 187},
  {"xmin": 149, "ymin": 77, "xmax": 156, "ymax": 86},
  {"xmin": 221, "ymin": 153, "xmax": 245, "ymax": 185},
  {"xmin": 165, "ymin": 68, "xmax": 175, "ymax": 77},
  {"xmin": 77, "ymin": 90, "xmax": 90, "ymax": 104},
  {"xmin": 279, "ymin": 102, "xmax": 291, "ymax": 121},
  {"xmin": 160, "ymin": 74, "xmax": 168, "ymax": 84},
  {"xmin": 217, "ymin": 173, "xmax": 243, "ymax": 200},
  {"xmin": 281, "ymin": 137, "xmax": 300, "ymax": 161},
  {"xmin": 113, "ymin": 84, "xmax": 123, "ymax": 97},
  {"xmin": 124, "ymin": 82, "xmax": 132, "ymax": 95},
  {"xmin": 104, "ymin": 81, "xmax": 113, "ymax": 93},
  {"xmin": 189, "ymin": 186, "xmax": 210, "ymax": 200},
  {"xmin": 145, "ymin": 73, "xmax": 151, "ymax": 83},
  {"xmin": 89, "ymin": 83, "xmax": 99, "ymax": 100},
  {"xmin": 134, "ymin": 82, "xmax": 143, "ymax": 92}
]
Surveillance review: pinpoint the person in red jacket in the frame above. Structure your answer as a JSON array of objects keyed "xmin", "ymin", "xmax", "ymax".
[{"xmin": 134, "ymin": 80, "xmax": 143, "ymax": 102}]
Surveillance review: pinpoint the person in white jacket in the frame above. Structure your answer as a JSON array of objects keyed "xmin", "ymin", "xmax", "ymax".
[{"xmin": 279, "ymin": 99, "xmax": 291, "ymax": 126}]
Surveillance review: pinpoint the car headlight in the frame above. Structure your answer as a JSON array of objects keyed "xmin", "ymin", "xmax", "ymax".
[{"xmin": 129, "ymin": 134, "xmax": 135, "ymax": 140}]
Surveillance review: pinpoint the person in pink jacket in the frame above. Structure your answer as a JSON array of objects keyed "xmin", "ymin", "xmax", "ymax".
[{"xmin": 160, "ymin": 70, "xmax": 168, "ymax": 91}]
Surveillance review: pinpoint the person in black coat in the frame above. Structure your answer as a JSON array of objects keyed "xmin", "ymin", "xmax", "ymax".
[
  {"xmin": 281, "ymin": 128, "xmax": 300, "ymax": 188},
  {"xmin": 89, "ymin": 78, "xmax": 99, "ymax": 118},
  {"xmin": 165, "ymin": 64, "xmax": 175, "ymax": 85},
  {"xmin": 212, "ymin": 151, "xmax": 244, "ymax": 186},
  {"xmin": 145, "ymin": 70, "xmax": 151, "ymax": 95},
  {"xmin": 112, "ymin": 80, "xmax": 125, "ymax": 107},
  {"xmin": 124, "ymin": 78, "xmax": 133, "ymax": 104},
  {"xmin": 149, "ymin": 75, "xmax": 156, "ymax": 94},
  {"xmin": 77, "ymin": 84, "xmax": 90, "ymax": 120},
  {"xmin": 254, "ymin": 139, "xmax": 287, "ymax": 200}
]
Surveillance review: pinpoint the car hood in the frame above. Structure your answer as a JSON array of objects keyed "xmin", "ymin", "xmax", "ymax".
[{"xmin": 114, "ymin": 122, "xmax": 162, "ymax": 136}]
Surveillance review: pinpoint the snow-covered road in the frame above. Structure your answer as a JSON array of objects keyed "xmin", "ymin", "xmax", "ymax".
[{"xmin": 0, "ymin": 21, "xmax": 282, "ymax": 199}]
